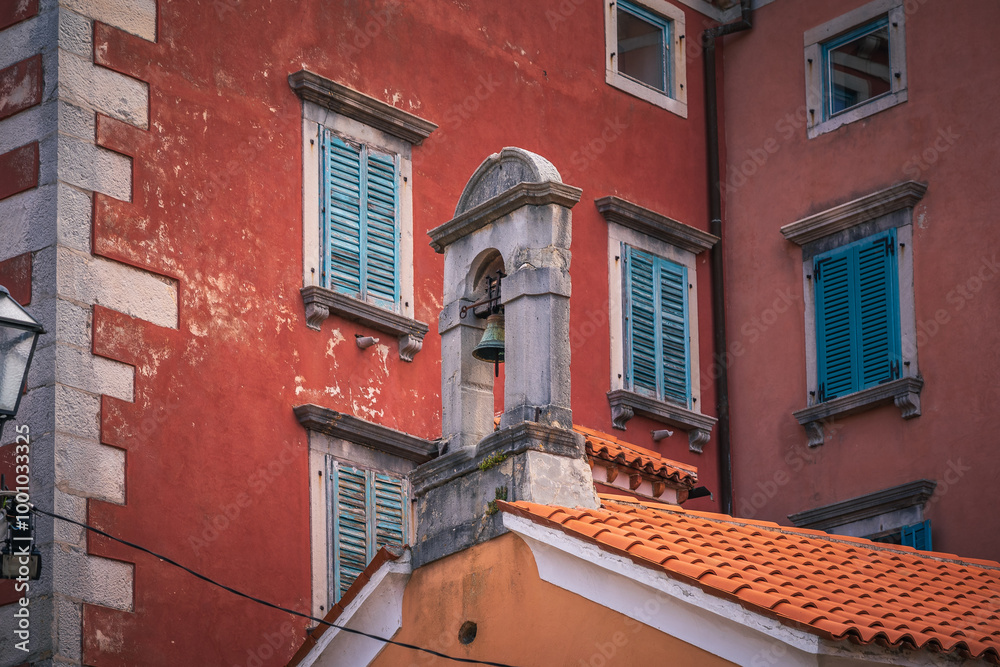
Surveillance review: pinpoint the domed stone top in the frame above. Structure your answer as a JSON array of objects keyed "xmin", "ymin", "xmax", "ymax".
[{"xmin": 454, "ymin": 147, "xmax": 563, "ymax": 216}]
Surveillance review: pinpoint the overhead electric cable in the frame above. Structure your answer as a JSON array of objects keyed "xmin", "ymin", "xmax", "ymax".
[{"xmin": 30, "ymin": 506, "xmax": 519, "ymax": 667}]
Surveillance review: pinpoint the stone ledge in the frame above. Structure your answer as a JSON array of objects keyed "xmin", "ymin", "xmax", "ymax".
[
  {"xmin": 595, "ymin": 196, "xmax": 718, "ymax": 254},
  {"xmin": 428, "ymin": 181, "xmax": 583, "ymax": 253},
  {"xmin": 780, "ymin": 181, "xmax": 927, "ymax": 246},
  {"xmin": 294, "ymin": 404, "xmax": 438, "ymax": 464},
  {"xmin": 288, "ymin": 70, "xmax": 437, "ymax": 146},
  {"xmin": 788, "ymin": 479, "xmax": 937, "ymax": 532},
  {"xmin": 607, "ymin": 389, "xmax": 717, "ymax": 454},
  {"xmin": 792, "ymin": 376, "xmax": 924, "ymax": 447},
  {"xmin": 301, "ymin": 286, "xmax": 428, "ymax": 362},
  {"xmin": 411, "ymin": 421, "xmax": 585, "ymax": 498}
]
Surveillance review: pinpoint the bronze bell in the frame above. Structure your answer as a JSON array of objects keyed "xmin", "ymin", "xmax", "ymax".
[{"xmin": 472, "ymin": 313, "xmax": 505, "ymax": 364}]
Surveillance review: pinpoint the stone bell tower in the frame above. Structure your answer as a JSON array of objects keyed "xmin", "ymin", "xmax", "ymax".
[{"xmin": 410, "ymin": 148, "xmax": 599, "ymax": 566}]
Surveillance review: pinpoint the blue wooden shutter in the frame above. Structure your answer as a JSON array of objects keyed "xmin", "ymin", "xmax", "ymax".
[
  {"xmin": 330, "ymin": 462, "xmax": 408, "ymax": 604},
  {"xmin": 659, "ymin": 259, "xmax": 690, "ymax": 406},
  {"xmin": 900, "ymin": 519, "xmax": 932, "ymax": 551},
  {"xmin": 373, "ymin": 472, "xmax": 407, "ymax": 552},
  {"xmin": 321, "ymin": 130, "xmax": 363, "ymax": 297},
  {"xmin": 625, "ymin": 245, "xmax": 691, "ymax": 407},
  {"xmin": 364, "ymin": 150, "xmax": 399, "ymax": 309},
  {"xmin": 814, "ymin": 229, "xmax": 900, "ymax": 401},
  {"xmin": 815, "ymin": 246, "xmax": 856, "ymax": 401},
  {"xmin": 625, "ymin": 246, "xmax": 658, "ymax": 396},
  {"xmin": 857, "ymin": 231, "xmax": 900, "ymax": 389},
  {"xmin": 332, "ymin": 464, "xmax": 368, "ymax": 601}
]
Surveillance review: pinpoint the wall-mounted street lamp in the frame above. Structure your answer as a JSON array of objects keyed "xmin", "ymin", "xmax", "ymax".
[
  {"xmin": 0, "ymin": 285, "xmax": 44, "ymax": 581},
  {"xmin": 0, "ymin": 286, "xmax": 44, "ymax": 442}
]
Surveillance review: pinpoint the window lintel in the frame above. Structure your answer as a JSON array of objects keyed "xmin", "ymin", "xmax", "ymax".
[{"xmin": 289, "ymin": 69, "xmax": 437, "ymax": 146}]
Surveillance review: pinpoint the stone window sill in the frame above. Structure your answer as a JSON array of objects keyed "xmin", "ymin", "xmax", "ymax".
[
  {"xmin": 792, "ymin": 376, "xmax": 923, "ymax": 447},
  {"xmin": 301, "ymin": 285, "xmax": 428, "ymax": 362},
  {"xmin": 607, "ymin": 389, "xmax": 717, "ymax": 454}
]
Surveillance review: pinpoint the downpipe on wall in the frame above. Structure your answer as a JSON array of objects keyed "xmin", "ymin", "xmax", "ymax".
[{"xmin": 703, "ymin": 0, "xmax": 752, "ymax": 516}]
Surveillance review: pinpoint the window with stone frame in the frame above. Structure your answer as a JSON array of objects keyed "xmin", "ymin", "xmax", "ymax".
[
  {"xmin": 597, "ymin": 196, "xmax": 717, "ymax": 454},
  {"xmin": 605, "ymin": 0, "xmax": 688, "ymax": 117},
  {"xmin": 289, "ymin": 70, "xmax": 436, "ymax": 361},
  {"xmin": 804, "ymin": 0, "xmax": 908, "ymax": 139},
  {"xmin": 781, "ymin": 181, "xmax": 926, "ymax": 447}
]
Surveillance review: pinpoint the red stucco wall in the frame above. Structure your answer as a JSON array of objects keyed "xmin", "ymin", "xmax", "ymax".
[
  {"xmin": 721, "ymin": 0, "xmax": 1000, "ymax": 559},
  {"xmin": 79, "ymin": 1, "xmax": 723, "ymax": 664}
]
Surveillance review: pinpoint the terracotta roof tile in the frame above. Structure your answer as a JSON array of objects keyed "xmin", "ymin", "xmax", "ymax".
[
  {"xmin": 499, "ymin": 497, "xmax": 1000, "ymax": 664},
  {"xmin": 575, "ymin": 425, "xmax": 697, "ymax": 488}
]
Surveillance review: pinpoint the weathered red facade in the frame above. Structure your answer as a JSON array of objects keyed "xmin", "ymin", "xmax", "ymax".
[{"xmin": 0, "ymin": 0, "xmax": 997, "ymax": 664}]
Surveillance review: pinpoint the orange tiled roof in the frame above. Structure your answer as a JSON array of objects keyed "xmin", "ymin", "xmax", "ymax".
[
  {"xmin": 500, "ymin": 496, "xmax": 1000, "ymax": 663},
  {"xmin": 575, "ymin": 425, "xmax": 697, "ymax": 487}
]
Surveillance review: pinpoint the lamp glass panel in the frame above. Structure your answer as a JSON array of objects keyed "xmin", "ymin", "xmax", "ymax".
[{"xmin": 0, "ymin": 326, "xmax": 34, "ymax": 413}]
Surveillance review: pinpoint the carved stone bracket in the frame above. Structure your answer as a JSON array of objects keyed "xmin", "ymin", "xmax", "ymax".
[
  {"xmin": 894, "ymin": 388, "xmax": 921, "ymax": 419},
  {"xmin": 398, "ymin": 334, "xmax": 423, "ymax": 363},
  {"xmin": 301, "ymin": 286, "xmax": 429, "ymax": 362},
  {"xmin": 687, "ymin": 429, "xmax": 711, "ymax": 454},
  {"xmin": 606, "ymin": 389, "xmax": 718, "ymax": 454},
  {"xmin": 793, "ymin": 376, "xmax": 924, "ymax": 448},
  {"xmin": 610, "ymin": 402, "xmax": 634, "ymax": 431},
  {"xmin": 304, "ymin": 301, "xmax": 330, "ymax": 330}
]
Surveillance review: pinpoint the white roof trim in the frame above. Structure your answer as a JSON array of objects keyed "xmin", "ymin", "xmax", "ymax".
[
  {"xmin": 298, "ymin": 552, "xmax": 412, "ymax": 667},
  {"xmin": 503, "ymin": 514, "xmax": 976, "ymax": 666}
]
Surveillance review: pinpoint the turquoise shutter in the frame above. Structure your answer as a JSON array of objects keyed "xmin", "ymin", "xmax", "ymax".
[
  {"xmin": 815, "ymin": 229, "xmax": 899, "ymax": 401},
  {"xmin": 858, "ymin": 230, "xmax": 900, "ymax": 388},
  {"xmin": 625, "ymin": 246, "xmax": 658, "ymax": 396},
  {"xmin": 364, "ymin": 150, "xmax": 399, "ymax": 309},
  {"xmin": 625, "ymin": 245, "xmax": 691, "ymax": 407},
  {"xmin": 815, "ymin": 247, "xmax": 856, "ymax": 401},
  {"xmin": 373, "ymin": 472, "xmax": 407, "ymax": 551},
  {"xmin": 332, "ymin": 464, "xmax": 368, "ymax": 601},
  {"xmin": 659, "ymin": 260, "xmax": 690, "ymax": 406},
  {"xmin": 330, "ymin": 462, "xmax": 408, "ymax": 604},
  {"xmin": 900, "ymin": 519, "xmax": 932, "ymax": 551},
  {"xmin": 321, "ymin": 130, "xmax": 363, "ymax": 297}
]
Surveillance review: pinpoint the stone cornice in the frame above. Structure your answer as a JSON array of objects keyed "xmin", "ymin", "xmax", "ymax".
[
  {"xmin": 781, "ymin": 181, "xmax": 928, "ymax": 246},
  {"xmin": 293, "ymin": 404, "xmax": 438, "ymax": 464},
  {"xmin": 410, "ymin": 422, "xmax": 585, "ymax": 497},
  {"xmin": 788, "ymin": 479, "xmax": 938, "ymax": 531},
  {"xmin": 428, "ymin": 181, "xmax": 583, "ymax": 253},
  {"xmin": 595, "ymin": 196, "xmax": 718, "ymax": 254},
  {"xmin": 300, "ymin": 286, "xmax": 428, "ymax": 361},
  {"xmin": 288, "ymin": 70, "xmax": 437, "ymax": 146}
]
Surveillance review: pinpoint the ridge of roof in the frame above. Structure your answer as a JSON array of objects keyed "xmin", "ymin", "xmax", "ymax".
[{"xmin": 499, "ymin": 499, "xmax": 1000, "ymax": 664}]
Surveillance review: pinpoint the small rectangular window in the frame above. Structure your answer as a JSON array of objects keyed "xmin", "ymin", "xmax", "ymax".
[
  {"xmin": 803, "ymin": 0, "xmax": 907, "ymax": 138},
  {"xmin": 823, "ymin": 17, "xmax": 891, "ymax": 118},
  {"xmin": 814, "ymin": 228, "xmax": 901, "ymax": 402},
  {"xmin": 617, "ymin": 1, "xmax": 671, "ymax": 95},
  {"xmin": 605, "ymin": 0, "xmax": 687, "ymax": 117},
  {"xmin": 330, "ymin": 461, "xmax": 408, "ymax": 602},
  {"xmin": 624, "ymin": 244, "xmax": 690, "ymax": 408},
  {"xmin": 321, "ymin": 128, "xmax": 400, "ymax": 311}
]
